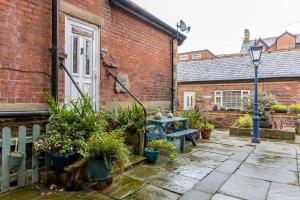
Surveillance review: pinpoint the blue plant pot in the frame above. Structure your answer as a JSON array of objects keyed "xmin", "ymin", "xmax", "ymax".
[
  {"xmin": 144, "ymin": 148, "xmax": 159, "ymax": 163},
  {"xmin": 9, "ymin": 154, "xmax": 25, "ymax": 168},
  {"xmin": 88, "ymin": 159, "xmax": 112, "ymax": 180},
  {"xmin": 48, "ymin": 152, "xmax": 78, "ymax": 173}
]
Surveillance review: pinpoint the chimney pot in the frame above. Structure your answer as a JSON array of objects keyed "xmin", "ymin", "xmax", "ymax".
[{"xmin": 243, "ymin": 29, "xmax": 250, "ymax": 43}]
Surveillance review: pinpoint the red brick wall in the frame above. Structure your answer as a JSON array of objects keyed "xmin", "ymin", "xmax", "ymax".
[
  {"xmin": 178, "ymin": 80, "xmax": 300, "ymax": 111},
  {"xmin": 0, "ymin": 0, "xmax": 174, "ymax": 110},
  {"xmin": 276, "ymin": 33, "xmax": 296, "ymax": 51},
  {"xmin": 178, "ymin": 50, "xmax": 215, "ymax": 61}
]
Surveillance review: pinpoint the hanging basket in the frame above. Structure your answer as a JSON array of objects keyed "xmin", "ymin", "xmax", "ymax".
[{"xmin": 9, "ymin": 151, "xmax": 25, "ymax": 168}]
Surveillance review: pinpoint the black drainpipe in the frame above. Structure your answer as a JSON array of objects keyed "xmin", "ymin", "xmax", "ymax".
[{"xmin": 51, "ymin": 0, "xmax": 59, "ymax": 102}]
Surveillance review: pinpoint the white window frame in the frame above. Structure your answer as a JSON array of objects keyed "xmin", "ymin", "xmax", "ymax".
[
  {"xmin": 214, "ymin": 90, "xmax": 250, "ymax": 110},
  {"xmin": 184, "ymin": 91, "xmax": 196, "ymax": 110},
  {"xmin": 192, "ymin": 54, "xmax": 202, "ymax": 60},
  {"xmin": 179, "ymin": 54, "xmax": 188, "ymax": 61}
]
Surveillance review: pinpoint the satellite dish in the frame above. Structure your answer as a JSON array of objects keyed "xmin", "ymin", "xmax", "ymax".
[{"xmin": 177, "ymin": 20, "xmax": 191, "ymax": 33}]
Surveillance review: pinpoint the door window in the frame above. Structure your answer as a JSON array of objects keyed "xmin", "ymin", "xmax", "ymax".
[{"xmin": 184, "ymin": 91, "xmax": 196, "ymax": 110}]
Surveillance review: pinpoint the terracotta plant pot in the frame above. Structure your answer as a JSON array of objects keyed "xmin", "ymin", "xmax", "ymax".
[{"xmin": 201, "ymin": 128, "xmax": 212, "ymax": 139}]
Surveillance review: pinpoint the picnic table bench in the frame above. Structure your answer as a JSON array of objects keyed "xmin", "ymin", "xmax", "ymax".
[{"xmin": 146, "ymin": 117, "xmax": 197, "ymax": 152}]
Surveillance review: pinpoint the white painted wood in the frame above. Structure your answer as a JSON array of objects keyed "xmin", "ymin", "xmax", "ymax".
[{"xmin": 184, "ymin": 91, "xmax": 196, "ymax": 110}]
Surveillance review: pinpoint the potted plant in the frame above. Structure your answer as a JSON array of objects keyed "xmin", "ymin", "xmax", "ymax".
[
  {"xmin": 234, "ymin": 114, "xmax": 253, "ymax": 128},
  {"xmin": 79, "ymin": 129, "xmax": 130, "ymax": 180},
  {"xmin": 181, "ymin": 109, "xmax": 205, "ymax": 139},
  {"xmin": 273, "ymin": 104, "xmax": 288, "ymax": 113},
  {"xmin": 199, "ymin": 115, "xmax": 214, "ymax": 139},
  {"xmin": 9, "ymin": 151, "xmax": 25, "ymax": 168},
  {"xmin": 290, "ymin": 104, "xmax": 300, "ymax": 114},
  {"xmin": 144, "ymin": 139, "xmax": 176, "ymax": 163}
]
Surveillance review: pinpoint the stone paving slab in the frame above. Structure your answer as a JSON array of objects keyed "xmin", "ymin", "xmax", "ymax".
[
  {"xmin": 215, "ymin": 159, "xmax": 242, "ymax": 174},
  {"xmin": 173, "ymin": 164, "xmax": 213, "ymax": 180},
  {"xmin": 146, "ymin": 171, "xmax": 198, "ymax": 194},
  {"xmin": 196, "ymin": 142, "xmax": 238, "ymax": 151},
  {"xmin": 185, "ymin": 155, "xmax": 223, "ymax": 168},
  {"xmin": 193, "ymin": 171, "xmax": 230, "ymax": 194},
  {"xmin": 179, "ymin": 189, "xmax": 212, "ymax": 200},
  {"xmin": 99, "ymin": 175, "xmax": 145, "ymax": 199},
  {"xmin": 125, "ymin": 184, "xmax": 180, "ymax": 200},
  {"xmin": 211, "ymin": 193, "xmax": 242, "ymax": 200},
  {"xmin": 267, "ymin": 182, "xmax": 300, "ymax": 200},
  {"xmin": 220, "ymin": 174, "xmax": 270, "ymax": 200},
  {"xmin": 245, "ymin": 152, "xmax": 297, "ymax": 171},
  {"xmin": 125, "ymin": 165, "xmax": 161, "ymax": 181},
  {"xmin": 236, "ymin": 163, "xmax": 298, "ymax": 185},
  {"xmin": 195, "ymin": 146, "xmax": 235, "ymax": 156},
  {"xmin": 191, "ymin": 151, "xmax": 229, "ymax": 162},
  {"xmin": 228, "ymin": 151, "xmax": 251, "ymax": 161},
  {"xmin": 253, "ymin": 143, "xmax": 297, "ymax": 158}
]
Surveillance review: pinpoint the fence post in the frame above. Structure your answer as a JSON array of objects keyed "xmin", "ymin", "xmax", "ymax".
[
  {"xmin": 32, "ymin": 125, "xmax": 40, "ymax": 183},
  {"xmin": 1, "ymin": 128, "xmax": 11, "ymax": 193},
  {"xmin": 17, "ymin": 126, "xmax": 26, "ymax": 186}
]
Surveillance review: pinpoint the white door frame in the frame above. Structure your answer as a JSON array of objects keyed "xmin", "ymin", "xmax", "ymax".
[{"xmin": 64, "ymin": 16, "xmax": 100, "ymax": 110}]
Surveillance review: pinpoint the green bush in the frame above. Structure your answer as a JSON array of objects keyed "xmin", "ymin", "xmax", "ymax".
[
  {"xmin": 273, "ymin": 104, "xmax": 288, "ymax": 112},
  {"xmin": 148, "ymin": 139, "xmax": 177, "ymax": 161},
  {"xmin": 242, "ymin": 94, "xmax": 276, "ymax": 113},
  {"xmin": 199, "ymin": 122, "xmax": 214, "ymax": 129},
  {"xmin": 181, "ymin": 109, "xmax": 206, "ymax": 129},
  {"xmin": 290, "ymin": 104, "xmax": 300, "ymax": 114},
  {"xmin": 235, "ymin": 114, "xmax": 253, "ymax": 128},
  {"xmin": 79, "ymin": 129, "xmax": 131, "ymax": 170}
]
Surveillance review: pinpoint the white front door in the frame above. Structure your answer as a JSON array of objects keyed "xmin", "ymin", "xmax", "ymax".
[
  {"xmin": 65, "ymin": 17, "xmax": 100, "ymax": 108},
  {"xmin": 184, "ymin": 91, "xmax": 196, "ymax": 110}
]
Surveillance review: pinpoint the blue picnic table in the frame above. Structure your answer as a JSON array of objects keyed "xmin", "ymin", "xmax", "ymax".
[{"xmin": 146, "ymin": 117, "xmax": 197, "ymax": 152}]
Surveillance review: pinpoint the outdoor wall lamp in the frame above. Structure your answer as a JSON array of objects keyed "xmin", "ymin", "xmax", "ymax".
[{"xmin": 249, "ymin": 41, "xmax": 263, "ymax": 143}]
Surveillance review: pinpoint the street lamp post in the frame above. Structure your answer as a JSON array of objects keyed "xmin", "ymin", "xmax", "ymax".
[{"xmin": 249, "ymin": 42, "xmax": 263, "ymax": 143}]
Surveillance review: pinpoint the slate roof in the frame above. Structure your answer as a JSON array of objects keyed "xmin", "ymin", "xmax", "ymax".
[
  {"xmin": 177, "ymin": 50, "xmax": 300, "ymax": 83},
  {"xmin": 240, "ymin": 34, "xmax": 300, "ymax": 54}
]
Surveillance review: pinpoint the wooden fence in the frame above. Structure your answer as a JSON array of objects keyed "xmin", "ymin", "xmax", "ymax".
[{"xmin": 0, "ymin": 125, "xmax": 41, "ymax": 193}]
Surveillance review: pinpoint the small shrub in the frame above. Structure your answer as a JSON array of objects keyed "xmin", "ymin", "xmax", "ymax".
[
  {"xmin": 273, "ymin": 104, "xmax": 288, "ymax": 112},
  {"xmin": 199, "ymin": 122, "xmax": 214, "ymax": 129},
  {"xmin": 235, "ymin": 114, "xmax": 253, "ymax": 128},
  {"xmin": 9, "ymin": 151, "xmax": 25, "ymax": 158},
  {"xmin": 148, "ymin": 139, "xmax": 177, "ymax": 161},
  {"xmin": 290, "ymin": 104, "xmax": 300, "ymax": 114},
  {"xmin": 181, "ymin": 109, "xmax": 207, "ymax": 129}
]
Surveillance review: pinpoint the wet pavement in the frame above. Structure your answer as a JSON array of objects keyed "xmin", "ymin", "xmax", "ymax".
[{"xmin": 1, "ymin": 129, "xmax": 300, "ymax": 200}]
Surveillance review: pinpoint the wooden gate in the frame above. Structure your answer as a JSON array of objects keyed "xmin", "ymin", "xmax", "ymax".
[{"xmin": 0, "ymin": 125, "xmax": 41, "ymax": 193}]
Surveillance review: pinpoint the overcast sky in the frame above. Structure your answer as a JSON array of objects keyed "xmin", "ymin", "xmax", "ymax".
[{"xmin": 132, "ymin": 0, "xmax": 300, "ymax": 55}]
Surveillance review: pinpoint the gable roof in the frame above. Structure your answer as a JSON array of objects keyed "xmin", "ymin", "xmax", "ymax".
[
  {"xmin": 109, "ymin": 0, "xmax": 186, "ymax": 45},
  {"xmin": 241, "ymin": 32, "xmax": 300, "ymax": 54},
  {"xmin": 178, "ymin": 50, "xmax": 300, "ymax": 83}
]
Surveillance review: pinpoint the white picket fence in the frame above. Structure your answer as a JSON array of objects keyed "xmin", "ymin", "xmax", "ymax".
[{"xmin": 0, "ymin": 125, "xmax": 41, "ymax": 193}]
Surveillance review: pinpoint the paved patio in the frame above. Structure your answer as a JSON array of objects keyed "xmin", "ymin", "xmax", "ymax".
[{"xmin": 1, "ymin": 129, "xmax": 300, "ymax": 200}]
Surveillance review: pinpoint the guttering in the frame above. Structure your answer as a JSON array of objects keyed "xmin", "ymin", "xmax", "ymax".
[
  {"xmin": 170, "ymin": 37, "xmax": 176, "ymax": 113},
  {"xmin": 51, "ymin": 0, "xmax": 59, "ymax": 102},
  {"xmin": 0, "ymin": 111, "xmax": 50, "ymax": 118},
  {"xmin": 109, "ymin": 0, "xmax": 186, "ymax": 45}
]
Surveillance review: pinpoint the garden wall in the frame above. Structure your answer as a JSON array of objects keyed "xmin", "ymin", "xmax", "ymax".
[{"xmin": 207, "ymin": 111, "xmax": 297, "ymax": 129}]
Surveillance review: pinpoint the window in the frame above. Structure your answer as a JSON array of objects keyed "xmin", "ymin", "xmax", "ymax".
[
  {"xmin": 192, "ymin": 54, "xmax": 202, "ymax": 60},
  {"xmin": 85, "ymin": 39, "xmax": 92, "ymax": 76},
  {"xmin": 184, "ymin": 91, "xmax": 195, "ymax": 110},
  {"xmin": 214, "ymin": 90, "xmax": 250, "ymax": 110},
  {"xmin": 72, "ymin": 37, "xmax": 79, "ymax": 74},
  {"xmin": 179, "ymin": 55, "xmax": 188, "ymax": 61}
]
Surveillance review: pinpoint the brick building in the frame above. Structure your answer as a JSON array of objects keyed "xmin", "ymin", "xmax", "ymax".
[
  {"xmin": 178, "ymin": 49, "xmax": 216, "ymax": 62},
  {"xmin": 177, "ymin": 50, "xmax": 300, "ymax": 111},
  {"xmin": 0, "ymin": 0, "xmax": 186, "ymax": 119}
]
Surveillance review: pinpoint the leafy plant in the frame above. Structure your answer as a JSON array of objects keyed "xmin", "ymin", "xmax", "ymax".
[
  {"xmin": 273, "ymin": 104, "xmax": 288, "ymax": 112},
  {"xmin": 147, "ymin": 139, "xmax": 177, "ymax": 161},
  {"xmin": 181, "ymin": 109, "xmax": 206, "ymax": 129},
  {"xmin": 199, "ymin": 122, "xmax": 214, "ymax": 129},
  {"xmin": 103, "ymin": 102, "xmax": 146, "ymax": 136},
  {"xmin": 9, "ymin": 151, "xmax": 25, "ymax": 158},
  {"xmin": 242, "ymin": 94, "xmax": 276, "ymax": 113},
  {"xmin": 235, "ymin": 114, "xmax": 253, "ymax": 128},
  {"xmin": 290, "ymin": 104, "xmax": 300, "ymax": 114},
  {"xmin": 79, "ymin": 129, "xmax": 131, "ymax": 170}
]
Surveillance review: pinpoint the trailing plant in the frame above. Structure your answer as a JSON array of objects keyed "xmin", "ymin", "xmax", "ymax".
[
  {"xmin": 79, "ymin": 129, "xmax": 131, "ymax": 170},
  {"xmin": 242, "ymin": 94, "xmax": 276, "ymax": 113},
  {"xmin": 147, "ymin": 139, "xmax": 177, "ymax": 161},
  {"xmin": 290, "ymin": 104, "xmax": 300, "ymax": 114},
  {"xmin": 9, "ymin": 151, "xmax": 25, "ymax": 158},
  {"xmin": 273, "ymin": 104, "xmax": 288, "ymax": 112},
  {"xmin": 235, "ymin": 114, "xmax": 253, "ymax": 128}
]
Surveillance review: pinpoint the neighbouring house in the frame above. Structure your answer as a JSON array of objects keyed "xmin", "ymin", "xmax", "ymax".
[
  {"xmin": 0, "ymin": 0, "xmax": 186, "ymax": 132},
  {"xmin": 241, "ymin": 29, "xmax": 300, "ymax": 54},
  {"xmin": 178, "ymin": 49, "xmax": 216, "ymax": 62}
]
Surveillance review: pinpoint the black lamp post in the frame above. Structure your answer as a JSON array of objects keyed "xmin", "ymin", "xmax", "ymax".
[{"xmin": 249, "ymin": 42, "xmax": 263, "ymax": 143}]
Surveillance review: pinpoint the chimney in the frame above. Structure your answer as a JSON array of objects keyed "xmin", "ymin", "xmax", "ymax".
[{"xmin": 243, "ymin": 29, "xmax": 250, "ymax": 43}]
